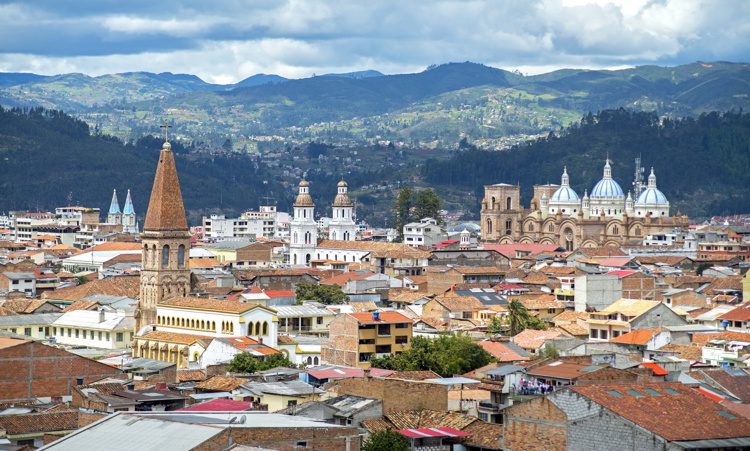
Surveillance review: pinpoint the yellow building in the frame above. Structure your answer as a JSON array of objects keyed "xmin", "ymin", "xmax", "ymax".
[
  {"xmin": 744, "ymin": 271, "xmax": 750, "ymax": 303},
  {"xmin": 586, "ymin": 298, "xmax": 686, "ymax": 341},
  {"xmin": 322, "ymin": 311, "xmax": 413, "ymax": 368},
  {"xmin": 132, "ymin": 330, "xmax": 213, "ymax": 368}
]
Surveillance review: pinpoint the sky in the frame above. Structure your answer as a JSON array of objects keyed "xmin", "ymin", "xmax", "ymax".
[{"xmin": 0, "ymin": 0, "xmax": 747, "ymax": 84}]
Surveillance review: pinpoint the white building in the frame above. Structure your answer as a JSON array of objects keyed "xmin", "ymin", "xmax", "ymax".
[
  {"xmin": 202, "ymin": 206, "xmax": 288, "ymax": 240},
  {"xmin": 1, "ymin": 271, "xmax": 37, "ymax": 296},
  {"xmin": 199, "ymin": 336, "xmax": 282, "ymax": 368},
  {"xmin": 289, "ymin": 180, "xmax": 318, "ymax": 267},
  {"xmin": 51, "ymin": 310, "xmax": 135, "ymax": 350},
  {"xmin": 403, "ymin": 217, "xmax": 447, "ymax": 247},
  {"xmin": 328, "ymin": 180, "xmax": 357, "ymax": 241},
  {"xmin": 153, "ymin": 297, "xmax": 279, "ymax": 347}
]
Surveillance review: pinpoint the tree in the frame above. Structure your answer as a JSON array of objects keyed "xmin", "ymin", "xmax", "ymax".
[
  {"xmin": 487, "ymin": 315, "xmax": 506, "ymax": 334},
  {"xmin": 696, "ymin": 262, "xmax": 711, "ymax": 275},
  {"xmin": 414, "ymin": 188, "xmax": 442, "ymax": 224},
  {"xmin": 392, "ymin": 187, "xmax": 414, "ymax": 242},
  {"xmin": 362, "ymin": 430, "xmax": 409, "ymax": 451},
  {"xmin": 507, "ymin": 300, "xmax": 547, "ymax": 335},
  {"xmin": 295, "ymin": 282, "xmax": 348, "ymax": 305},
  {"xmin": 370, "ymin": 335, "xmax": 493, "ymax": 376},
  {"xmin": 227, "ymin": 352, "xmax": 296, "ymax": 373},
  {"xmin": 222, "ymin": 138, "xmax": 232, "ymax": 152}
]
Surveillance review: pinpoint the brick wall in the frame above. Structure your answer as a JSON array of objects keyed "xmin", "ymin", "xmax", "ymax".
[
  {"xmin": 622, "ymin": 273, "xmax": 657, "ymax": 301},
  {"xmin": 194, "ymin": 426, "xmax": 361, "ymax": 451},
  {"xmin": 575, "ymin": 367, "xmax": 639, "ymax": 385},
  {"xmin": 503, "ymin": 396, "xmax": 567, "ymax": 451},
  {"xmin": 0, "ymin": 341, "xmax": 121, "ymax": 401},
  {"xmin": 321, "ymin": 314, "xmax": 358, "ymax": 367},
  {"xmin": 329, "ymin": 377, "xmax": 448, "ymax": 413}
]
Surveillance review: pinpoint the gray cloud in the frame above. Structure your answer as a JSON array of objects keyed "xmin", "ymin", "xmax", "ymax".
[{"xmin": 0, "ymin": 0, "xmax": 747, "ymax": 83}]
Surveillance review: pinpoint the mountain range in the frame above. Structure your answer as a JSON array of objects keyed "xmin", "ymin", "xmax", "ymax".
[{"xmin": 1, "ymin": 61, "xmax": 748, "ymax": 148}]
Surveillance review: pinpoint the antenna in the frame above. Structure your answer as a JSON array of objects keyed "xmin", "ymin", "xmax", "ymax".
[{"xmin": 632, "ymin": 156, "xmax": 645, "ymax": 198}]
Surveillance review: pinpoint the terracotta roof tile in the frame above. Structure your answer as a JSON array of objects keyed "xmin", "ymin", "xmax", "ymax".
[
  {"xmin": 610, "ymin": 328, "xmax": 665, "ymax": 346},
  {"xmin": 350, "ymin": 311, "xmax": 412, "ymax": 324},
  {"xmin": 177, "ymin": 370, "xmax": 207, "ymax": 382},
  {"xmin": 719, "ymin": 303, "xmax": 750, "ymax": 321},
  {"xmin": 431, "ymin": 295, "xmax": 485, "ymax": 312},
  {"xmin": 479, "ymin": 340, "xmax": 530, "ymax": 362},
  {"xmin": 42, "ymin": 276, "xmax": 139, "ymax": 302},
  {"xmin": 317, "ymin": 240, "xmax": 431, "ymax": 259},
  {"xmin": 195, "ymin": 376, "xmax": 247, "ymax": 392},
  {"xmin": 386, "ymin": 371, "xmax": 442, "ymax": 381},
  {"xmin": 138, "ymin": 330, "xmax": 214, "ymax": 345},
  {"xmin": 693, "ymin": 331, "xmax": 750, "ymax": 344},
  {"xmin": 511, "ymin": 329, "xmax": 565, "ymax": 350},
  {"xmin": 0, "ymin": 410, "xmax": 78, "ymax": 435},
  {"xmin": 158, "ymin": 296, "xmax": 272, "ymax": 314}
]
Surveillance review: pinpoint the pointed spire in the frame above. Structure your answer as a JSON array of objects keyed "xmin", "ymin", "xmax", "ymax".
[
  {"xmin": 143, "ymin": 141, "xmax": 188, "ymax": 231},
  {"xmin": 561, "ymin": 166, "xmax": 569, "ymax": 186},
  {"xmin": 603, "ymin": 158, "xmax": 612, "ymax": 179},
  {"xmin": 108, "ymin": 189, "xmax": 121, "ymax": 215},
  {"xmin": 648, "ymin": 167, "xmax": 657, "ymax": 188},
  {"xmin": 583, "ymin": 189, "xmax": 589, "ymax": 199},
  {"xmin": 123, "ymin": 189, "xmax": 135, "ymax": 215}
]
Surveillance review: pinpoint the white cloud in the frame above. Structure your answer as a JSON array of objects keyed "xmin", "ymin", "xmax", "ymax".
[{"xmin": 0, "ymin": 0, "xmax": 746, "ymax": 82}]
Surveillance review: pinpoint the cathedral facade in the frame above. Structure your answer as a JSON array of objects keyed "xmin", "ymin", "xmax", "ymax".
[{"xmin": 480, "ymin": 160, "xmax": 688, "ymax": 250}]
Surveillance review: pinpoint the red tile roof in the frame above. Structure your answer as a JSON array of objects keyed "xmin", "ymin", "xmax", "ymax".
[
  {"xmin": 608, "ymin": 269, "xmax": 637, "ymax": 279},
  {"xmin": 640, "ymin": 362, "xmax": 668, "ymax": 376},
  {"xmin": 572, "ymin": 383, "xmax": 750, "ymax": 441},
  {"xmin": 264, "ymin": 290, "xmax": 296, "ymax": 298},
  {"xmin": 719, "ymin": 303, "xmax": 750, "ymax": 322},
  {"xmin": 478, "ymin": 340, "xmax": 530, "ymax": 362},
  {"xmin": 349, "ymin": 311, "xmax": 412, "ymax": 324},
  {"xmin": 610, "ymin": 328, "xmax": 664, "ymax": 346},
  {"xmin": 483, "ymin": 243, "xmax": 561, "ymax": 258}
]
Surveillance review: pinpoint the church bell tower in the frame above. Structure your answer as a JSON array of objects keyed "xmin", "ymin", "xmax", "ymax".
[{"xmin": 137, "ymin": 132, "xmax": 191, "ymax": 331}]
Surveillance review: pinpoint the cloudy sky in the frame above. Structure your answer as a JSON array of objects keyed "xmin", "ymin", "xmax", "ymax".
[{"xmin": 0, "ymin": 0, "xmax": 747, "ymax": 83}]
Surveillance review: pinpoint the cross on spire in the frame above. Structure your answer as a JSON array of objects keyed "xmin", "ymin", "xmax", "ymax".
[{"xmin": 160, "ymin": 123, "xmax": 172, "ymax": 143}]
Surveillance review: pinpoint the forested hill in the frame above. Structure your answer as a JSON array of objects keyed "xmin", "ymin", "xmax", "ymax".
[
  {"xmin": 0, "ymin": 107, "xmax": 287, "ymax": 222},
  {"xmin": 423, "ymin": 109, "xmax": 750, "ymax": 217}
]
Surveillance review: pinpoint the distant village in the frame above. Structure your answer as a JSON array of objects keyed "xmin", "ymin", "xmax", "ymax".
[{"xmin": 1, "ymin": 139, "xmax": 750, "ymax": 450}]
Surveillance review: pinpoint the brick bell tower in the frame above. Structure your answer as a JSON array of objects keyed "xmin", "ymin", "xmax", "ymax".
[{"xmin": 137, "ymin": 131, "xmax": 191, "ymax": 331}]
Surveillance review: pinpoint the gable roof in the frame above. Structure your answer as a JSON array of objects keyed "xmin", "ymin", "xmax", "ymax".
[
  {"xmin": 478, "ymin": 340, "xmax": 530, "ymax": 362},
  {"xmin": 43, "ymin": 276, "xmax": 140, "ymax": 302},
  {"xmin": 511, "ymin": 329, "xmax": 565, "ymax": 350},
  {"xmin": 719, "ymin": 303, "xmax": 750, "ymax": 322},
  {"xmin": 598, "ymin": 299, "xmax": 660, "ymax": 317},
  {"xmin": 610, "ymin": 328, "xmax": 666, "ymax": 346},
  {"xmin": 572, "ymin": 383, "xmax": 750, "ymax": 441},
  {"xmin": 349, "ymin": 311, "xmax": 412, "ymax": 324},
  {"xmin": 138, "ymin": 330, "xmax": 214, "ymax": 346},
  {"xmin": 430, "ymin": 295, "xmax": 485, "ymax": 312},
  {"xmin": 158, "ymin": 296, "xmax": 275, "ymax": 314}
]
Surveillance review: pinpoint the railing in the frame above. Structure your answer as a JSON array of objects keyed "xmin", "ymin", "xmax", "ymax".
[{"xmin": 478, "ymin": 401, "xmax": 502, "ymax": 412}]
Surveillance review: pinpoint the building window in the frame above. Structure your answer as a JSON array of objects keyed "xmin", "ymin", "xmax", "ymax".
[
  {"xmin": 177, "ymin": 245, "xmax": 186, "ymax": 268},
  {"xmin": 600, "ymin": 330, "xmax": 608, "ymax": 339},
  {"xmin": 162, "ymin": 245, "xmax": 170, "ymax": 266},
  {"xmin": 317, "ymin": 317, "xmax": 323, "ymax": 325},
  {"xmin": 287, "ymin": 400, "xmax": 298, "ymax": 407},
  {"xmin": 98, "ymin": 331, "xmax": 102, "ymax": 340},
  {"xmin": 590, "ymin": 329, "xmax": 599, "ymax": 339},
  {"xmin": 24, "ymin": 327, "xmax": 31, "ymax": 336},
  {"xmin": 106, "ymin": 332, "xmax": 111, "ymax": 341},
  {"xmin": 506, "ymin": 197, "xmax": 512, "ymax": 210},
  {"xmin": 395, "ymin": 336, "xmax": 408, "ymax": 344},
  {"xmin": 486, "ymin": 218, "xmax": 493, "ymax": 234},
  {"xmin": 395, "ymin": 323, "xmax": 408, "ymax": 328}
]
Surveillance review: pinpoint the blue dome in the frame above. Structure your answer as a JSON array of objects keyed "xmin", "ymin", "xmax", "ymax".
[
  {"xmin": 550, "ymin": 186, "xmax": 580, "ymax": 202},
  {"xmin": 636, "ymin": 187, "xmax": 668, "ymax": 205},
  {"xmin": 591, "ymin": 178, "xmax": 624, "ymax": 198}
]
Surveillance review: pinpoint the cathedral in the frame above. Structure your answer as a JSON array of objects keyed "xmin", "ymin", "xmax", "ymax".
[
  {"xmin": 107, "ymin": 188, "xmax": 139, "ymax": 234},
  {"xmin": 480, "ymin": 160, "xmax": 689, "ymax": 250},
  {"xmin": 289, "ymin": 179, "xmax": 357, "ymax": 266}
]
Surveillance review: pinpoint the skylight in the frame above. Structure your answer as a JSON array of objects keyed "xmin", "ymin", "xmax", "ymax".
[
  {"xmin": 717, "ymin": 410, "xmax": 737, "ymax": 420},
  {"xmin": 607, "ymin": 390, "xmax": 623, "ymax": 397},
  {"xmin": 663, "ymin": 388, "xmax": 680, "ymax": 395},
  {"xmin": 643, "ymin": 388, "xmax": 661, "ymax": 396},
  {"xmin": 625, "ymin": 389, "xmax": 644, "ymax": 398}
]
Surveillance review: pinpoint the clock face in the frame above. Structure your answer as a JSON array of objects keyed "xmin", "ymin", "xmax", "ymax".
[{"xmin": 565, "ymin": 230, "xmax": 574, "ymax": 241}]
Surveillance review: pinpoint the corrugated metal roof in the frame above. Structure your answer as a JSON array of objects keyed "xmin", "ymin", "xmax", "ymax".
[{"xmin": 0, "ymin": 312, "xmax": 62, "ymax": 326}]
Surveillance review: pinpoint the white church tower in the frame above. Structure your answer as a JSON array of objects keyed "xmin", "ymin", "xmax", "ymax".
[
  {"xmin": 107, "ymin": 189, "xmax": 122, "ymax": 224},
  {"xmin": 122, "ymin": 189, "xmax": 138, "ymax": 234},
  {"xmin": 328, "ymin": 180, "xmax": 357, "ymax": 241},
  {"xmin": 289, "ymin": 180, "xmax": 318, "ymax": 267}
]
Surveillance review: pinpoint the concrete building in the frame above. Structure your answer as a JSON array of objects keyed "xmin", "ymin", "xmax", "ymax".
[
  {"xmin": 587, "ymin": 299, "xmax": 687, "ymax": 341},
  {"xmin": 403, "ymin": 217, "xmax": 447, "ymax": 247},
  {"xmin": 51, "ymin": 310, "xmax": 135, "ymax": 350},
  {"xmin": 0, "ymin": 271, "xmax": 36, "ymax": 296},
  {"xmin": 322, "ymin": 311, "xmax": 413, "ymax": 368},
  {"xmin": 202, "ymin": 206, "xmax": 288, "ymax": 240},
  {"xmin": 199, "ymin": 336, "xmax": 281, "ymax": 368},
  {"xmin": 574, "ymin": 273, "xmax": 620, "ymax": 312}
]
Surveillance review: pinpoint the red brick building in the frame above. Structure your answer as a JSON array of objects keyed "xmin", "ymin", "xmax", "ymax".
[{"xmin": 0, "ymin": 336, "xmax": 122, "ymax": 402}]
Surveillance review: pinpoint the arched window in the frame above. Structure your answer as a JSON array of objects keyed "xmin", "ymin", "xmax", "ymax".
[
  {"xmin": 486, "ymin": 218, "xmax": 493, "ymax": 234},
  {"xmin": 549, "ymin": 224, "xmax": 554, "ymax": 232},
  {"xmin": 262, "ymin": 321, "xmax": 269, "ymax": 335},
  {"xmin": 491, "ymin": 196, "xmax": 496, "ymax": 209},
  {"xmin": 254, "ymin": 322, "xmax": 261, "ymax": 335},
  {"xmin": 151, "ymin": 245, "xmax": 157, "ymax": 266},
  {"xmin": 612, "ymin": 225, "xmax": 619, "ymax": 235},
  {"xmin": 293, "ymin": 232, "xmax": 298, "ymax": 244},
  {"xmin": 635, "ymin": 227, "xmax": 641, "ymax": 236},
  {"xmin": 229, "ymin": 323, "xmax": 234, "ymax": 333},
  {"xmin": 528, "ymin": 223, "xmax": 534, "ymax": 232},
  {"xmin": 307, "ymin": 356, "xmax": 313, "ymax": 365},
  {"xmin": 313, "ymin": 356, "xmax": 319, "ymax": 365},
  {"xmin": 211, "ymin": 321, "xmax": 216, "ymax": 331},
  {"xmin": 306, "ymin": 254, "xmax": 311, "ymax": 264},
  {"xmin": 293, "ymin": 254, "xmax": 298, "ymax": 265},
  {"xmin": 505, "ymin": 219, "xmax": 512, "ymax": 234},
  {"xmin": 506, "ymin": 197, "xmax": 512, "ymax": 210},
  {"xmin": 162, "ymin": 245, "xmax": 170, "ymax": 267},
  {"xmin": 177, "ymin": 245, "xmax": 185, "ymax": 268}
]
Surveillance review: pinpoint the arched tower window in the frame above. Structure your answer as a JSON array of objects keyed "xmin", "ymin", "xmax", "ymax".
[
  {"xmin": 162, "ymin": 245, "xmax": 170, "ymax": 267},
  {"xmin": 506, "ymin": 197, "xmax": 512, "ymax": 210},
  {"xmin": 505, "ymin": 219, "xmax": 512, "ymax": 235},
  {"xmin": 262, "ymin": 322, "xmax": 269, "ymax": 335},
  {"xmin": 491, "ymin": 196, "xmax": 496, "ymax": 209},
  {"xmin": 177, "ymin": 245, "xmax": 186, "ymax": 268},
  {"xmin": 486, "ymin": 218, "xmax": 493, "ymax": 234}
]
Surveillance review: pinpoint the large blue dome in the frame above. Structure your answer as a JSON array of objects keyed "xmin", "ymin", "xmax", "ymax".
[
  {"xmin": 551, "ymin": 186, "xmax": 580, "ymax": 202},
  {"xmin": 636, "ymin": 187, "xmax": 668, "ymax": 205},
  {"xmin": 591, "ymin": 178, "xmax": 624, "ymax": 198}
]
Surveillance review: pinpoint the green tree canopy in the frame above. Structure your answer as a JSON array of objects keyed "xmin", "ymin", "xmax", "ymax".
[
  {"xmin": 370, "ymin": 335, "xmax": 493, "ymax": 376},
  {"xmin": 392, "ymin": 186, "xmax": 414, "ymax": 242},
  {"xmin": 507, "ymin": 300, "xmax": 547, "ymax": 336},
  {"xmin": 227, "ymin": 352, "xmax": 296, "ymax": 373},
  {"xmin": 414, "ymin": 188, "xmax": 442, "ymax": 224},
  {"xmin": 295, "ymin": 282, "xmax": 348, "ymax": 305},
  {"xmin": 362, "ymin": 430, "xmax": 409, "ymax": 451}
]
